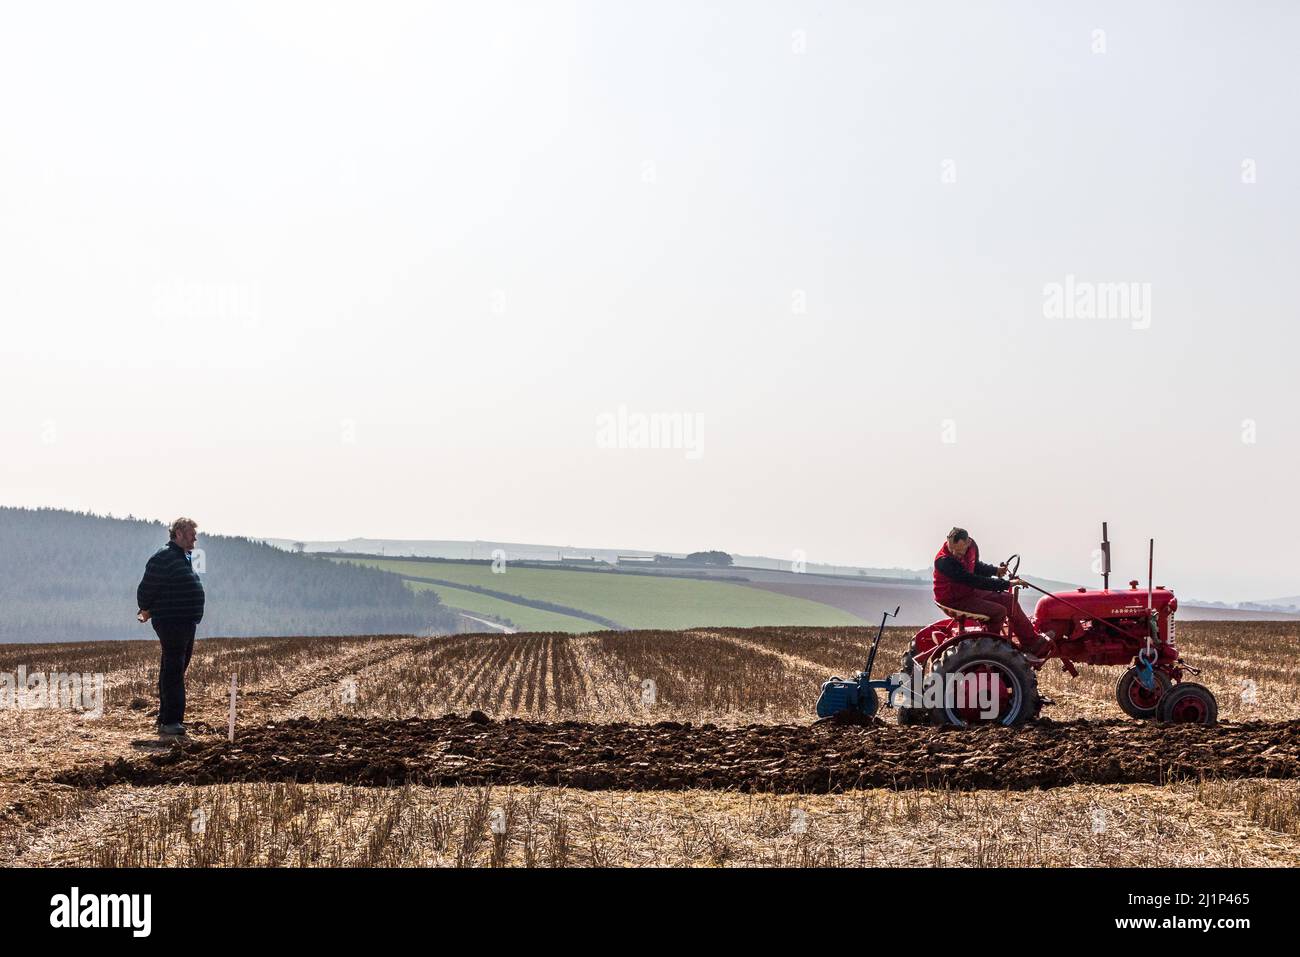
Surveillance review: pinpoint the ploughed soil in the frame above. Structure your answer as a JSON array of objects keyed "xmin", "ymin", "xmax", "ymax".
[{"xmin": 54, "ymin": 713, "xmax": 1300, "ymax": 793}]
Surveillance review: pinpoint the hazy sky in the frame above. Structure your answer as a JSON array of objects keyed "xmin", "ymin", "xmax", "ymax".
[{"xmin": 2, "ymin": 1, "xmax": 1297, "ymax": 601}]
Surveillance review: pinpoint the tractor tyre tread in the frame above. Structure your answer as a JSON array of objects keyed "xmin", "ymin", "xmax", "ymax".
[
  {"xmin": 1155, "ymin": 682, "xmax": 1218, "ymax": 725},
  {"xmin": 1115, "ymin": 667, "xmax": 1172, "ymax": 720},
  {"xmin": 932, "ymin": 635, "xmax": 1039, "ymax": 727}
]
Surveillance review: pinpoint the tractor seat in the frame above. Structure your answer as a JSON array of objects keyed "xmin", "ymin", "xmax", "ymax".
[{"xmin": 936, "ymin": 603, "xmax": 990, "ymax": 622}]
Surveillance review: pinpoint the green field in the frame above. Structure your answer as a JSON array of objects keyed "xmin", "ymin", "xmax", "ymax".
[
  {"xmin": 340, "ymin": 558, "xmax": 866, "ymax": 629},
  {"xmin": 405, "ymin": 580, "xmax": 598, "ymax": 633}
]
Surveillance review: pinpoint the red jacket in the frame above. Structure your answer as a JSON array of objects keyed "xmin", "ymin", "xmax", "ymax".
[{"xmin": 933, "ymin": 539, "xmax": 1008, "ymax": 606}]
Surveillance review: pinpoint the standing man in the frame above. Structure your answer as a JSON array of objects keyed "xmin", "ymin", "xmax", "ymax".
[
  {"xmin": 933, "ymin": 526, "xmax": 1052, "ymax": 661},
  {"xmin": 136, "ymin": 517, "xmax": 205, "ymax": 736}
]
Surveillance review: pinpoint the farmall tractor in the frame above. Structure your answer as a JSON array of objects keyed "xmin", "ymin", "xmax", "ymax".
[{"xmin": 816, "ymin": 524, "xmax": 1218, "ymax": 727}]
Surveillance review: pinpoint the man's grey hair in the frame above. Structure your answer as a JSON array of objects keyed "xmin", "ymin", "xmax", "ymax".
[
  {"xmin": 169, "ymin": 517, "xmax": 198, "ymax": 540},
  {"xmin": 946, "ymin": 527, "xmax": 969, "ymax": 543}
]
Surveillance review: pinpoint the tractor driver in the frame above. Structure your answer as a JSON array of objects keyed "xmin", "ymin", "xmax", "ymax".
[{"xmin": 933, "ymin": 527, "xmax": 1053, "ymax": 661}]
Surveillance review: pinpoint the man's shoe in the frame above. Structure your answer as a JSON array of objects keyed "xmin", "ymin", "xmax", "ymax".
[
  {"xmin": 158, "ymin": 723, "xmax": 187, "ymax": 736},
  {"xmin": 1021, "ymin": 632, "xmax": 1056, "ymax": 664}
]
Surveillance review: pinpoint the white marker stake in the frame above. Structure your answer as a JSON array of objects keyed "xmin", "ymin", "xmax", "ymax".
[{"xmin": 228, "ymin": 674, "xmax": 238, "ymax": 742}]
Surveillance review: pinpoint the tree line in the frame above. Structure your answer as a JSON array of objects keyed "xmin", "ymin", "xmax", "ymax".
[{"xmin": 0, "ymin": 507, "xmax": 460, "ymax": 643}]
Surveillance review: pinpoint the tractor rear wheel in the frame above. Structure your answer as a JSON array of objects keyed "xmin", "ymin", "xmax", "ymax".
[
  {"xmin": 1115, "ymin": 667, "xmax": 1172, "ymax": 719},
  {"xmin": 1156, "ymin": 682, "xmax": 1218, "ymax": 725},
  {"xmin": 932, "ymin": 636, "xmax": 1040, "ymax": 727}
]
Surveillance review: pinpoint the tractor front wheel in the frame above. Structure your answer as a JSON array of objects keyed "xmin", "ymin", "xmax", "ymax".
[
  {"xmin": 1116, "ymin": 666, "xmax": 1172, "ymax": 719},
  {"xmin": 932, "ymin": 636, "xmax": 1040, "ymax": 727},
  {"xmin": 1156, "ymin": 682, "xmax": 1218, "ymax": 725}
]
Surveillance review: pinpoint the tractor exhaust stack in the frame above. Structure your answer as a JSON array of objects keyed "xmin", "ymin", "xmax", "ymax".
[
  {"xmin": 1148, "ymin": 538, "xmax": 1155, "ymax": 611},
  {"xmin": 1101, "ymin": 522, "xmax": 1111, "ymax": 590}
]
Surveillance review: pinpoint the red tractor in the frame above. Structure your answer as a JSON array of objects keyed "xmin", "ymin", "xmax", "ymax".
[{"xmin": 894, "ymin": 526, "xmax": 1218, "ymax": 727}]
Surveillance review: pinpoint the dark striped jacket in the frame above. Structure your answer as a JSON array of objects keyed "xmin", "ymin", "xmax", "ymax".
[{"xmin": 136, "ymin": 541, "xmax": 205, "ymax": 623}]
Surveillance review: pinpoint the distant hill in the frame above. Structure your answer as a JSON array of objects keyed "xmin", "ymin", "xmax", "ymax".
[
  {"xmin": 1188, "ymin": 595, "xmax": 1300, "ymax": 614},
  {"xmin": 320, "ymin": 544, "xmax": 1296, "ymax": 627},
  {"xmin": 265, "ymin": 537, "xmax": 934, "ymax": 581},
  {"xmin": 266, "ymin": 537, "xmax": 663, "ymax": 564},
  {"xmin": 1261, "ymin": 596, "xmax": 1300, "ymax": 610},
  {"xmin": 268, "ymin": 536, "xmax": 1095, "ymax": 592},
  {"xmin": 339, "ymin": 556, "xmax": 867, "ymax": 630},
  {"xmin": 0, "ymin": 508, "xmax": 460, "ymax": 643}
]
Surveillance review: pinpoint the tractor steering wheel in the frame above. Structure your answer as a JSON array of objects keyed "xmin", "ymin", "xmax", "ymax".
[{"xmin": 1003, "ymin": 554, "xmax": 1021, "ymax": 580}]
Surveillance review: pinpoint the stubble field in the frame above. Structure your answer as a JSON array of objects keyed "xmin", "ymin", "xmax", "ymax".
[{"xmin": 2, "ymin": 622, "xmax": 1298, "ymax": 867}]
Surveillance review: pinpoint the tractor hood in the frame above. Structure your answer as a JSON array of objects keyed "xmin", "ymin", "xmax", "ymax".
[{"xmin": 1034, "ymin": 586, "xmax": 1177, "ymax": 623}]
